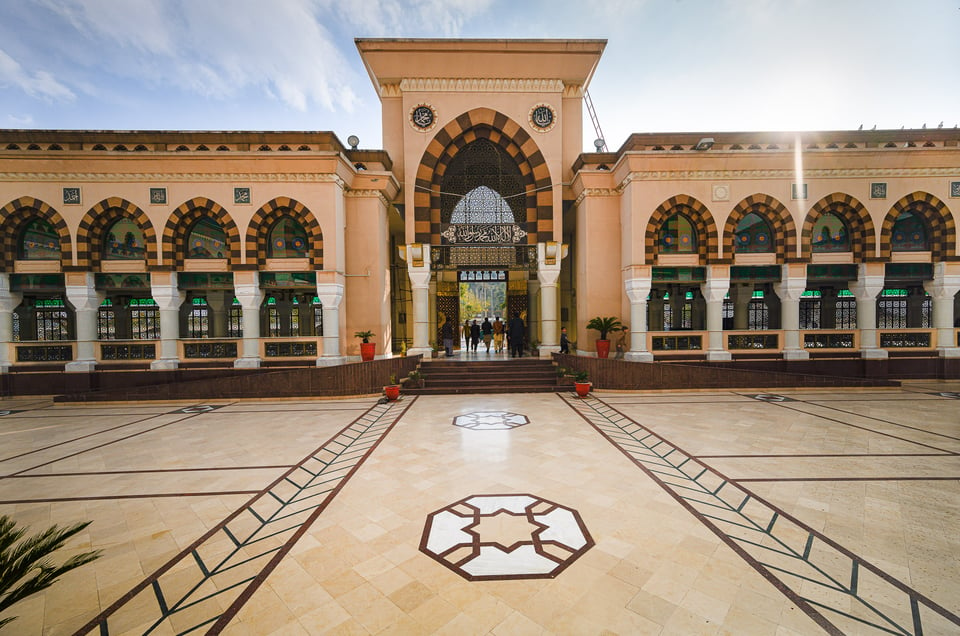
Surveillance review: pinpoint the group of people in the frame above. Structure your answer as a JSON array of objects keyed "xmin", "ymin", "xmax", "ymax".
[{"xmin": 440, "ymin": 312, "xmax": 526, "ymax": 357}]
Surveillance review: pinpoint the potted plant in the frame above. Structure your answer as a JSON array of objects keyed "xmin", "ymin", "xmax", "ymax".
[
  {"xmin": 586, "ymin": 316, "xmax": 623, "ymax": 359},
  {"xmin": 573, "ymin": 370, "xmax": 591, "ymax": 398},
  {"xmin": 355, "ymin": 330, "xmax": 375, "ymax": 361},
  {"xmin": 384, "ymin": 374, "xmax": 400, "ymax": 401},
  {"xmin": 406, "ymin": 369, "xmax": 423, "ymax": 388}
]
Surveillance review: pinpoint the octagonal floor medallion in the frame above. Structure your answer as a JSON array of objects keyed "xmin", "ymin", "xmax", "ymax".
[
  {"xmin": 419, "ymin": 494, "xmax": 594, "ymax": 581},
  {"xmin": 452, "ymin": 411, "xmax": 529, "ymax": 430}
]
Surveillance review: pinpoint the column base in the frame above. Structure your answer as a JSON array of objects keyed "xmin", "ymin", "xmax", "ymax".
[
  {"xmin": 316, "ymin": 356, "xmax": 346, "ymax": 367},
  {"xmin": 234, "ymin": 357, "xmax": 262, "ymax": 369},
  {"xmin": 406, "ymin": 347, "xmax": 434, "ymax": 358},
  {"xmin": 860, "ymin": 348, "xmax": 889, "ymax": 360},
  {"xmin": 538, "ymin": 345, "xmax": 560, "ymax": 358},
  {"xmin": 624, "ymin": 351, "xmax": 655, "ymax": 362},
  {"xmin": 782, "ymin": 348, "xmax": 810, "ymax": 361},
  {"xmin": 705, "ymin": 350, "xmax": 732, "ymax": 362},
  {"xmin": 937, "ymin": 347, "xmax": 960, "ymax": 359},
  {"xmin": 65, "ymin": 360, "xmax": 97, "ymax": 373},
  {"xmin": 150, "ymin": 358, "xmax": 180, "ymax": 370}
]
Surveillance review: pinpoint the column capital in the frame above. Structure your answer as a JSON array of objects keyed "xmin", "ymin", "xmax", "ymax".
[
  {"xmin": 700, "ymin": 276, "xmax": 730, "ymax": 304},
  {"xmin": 924, "ymin": 262, "xmax": 960, "ymax": 299},
  {"xmin": 772, "ymin": 277, "xmax": 807, "ymax": 302},
  {"xmin": 848, "ymin": 275, "xmax": 885, "ymax": 300},
  {"xmin": 65, "ymin": 275, "xmax": 104, "ymax": 312},
  {"xmin": 624, "ymin": 277, "xmax": 652, "ymax": 303},
  {"xmin": 316, "ymin": 282, "xmax": 344, "ymax": 307}
]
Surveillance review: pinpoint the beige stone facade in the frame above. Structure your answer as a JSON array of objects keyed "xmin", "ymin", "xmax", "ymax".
[{"xmin": 0, "ymin": 38, "xmax": 958, "ymax": 375}]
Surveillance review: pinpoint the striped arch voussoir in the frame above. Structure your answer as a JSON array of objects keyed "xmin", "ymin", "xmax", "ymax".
[
  {"xmin": 644, "ymin": 195, "xmax": 717, "ymax": 264},
  {"xmin": 246, "ymin": 197, "xmax": 324, "ymax": 269},
  {"xmin": 802, "ymin": 193, "xmax": 875, "ymax": 261},
  {"xmin": 880, "ymin": 192, "xmax": 955, "ymax": 259},
  {"xmin": 165, "ymin": 197, "xmax": 240, "ymax": 268},
  {"xmin": 78, "ymin": 197, "xmax": 157, "ymax": 268},
  {"xmin": 723, "ymin": 194, "xmax": 797, "ymax": 263},
  {"xmin": 0, "ymin": 196, "xmax": 72, "ymax": 271},
  {"xmin": 414, "ymin": 107, "xmax": 551, "ymax": 245}
]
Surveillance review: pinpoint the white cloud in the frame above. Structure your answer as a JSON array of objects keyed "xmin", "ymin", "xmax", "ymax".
[
  {"xmin": 7, "ymin": 113, "xmax": 35, "ymax": 126},
  {"xmin": 0, "ymin": 48, "xmax": 75, "ymax": 102},
  {"xmin": 325, "ymin": 0, "xmax": 495, "ymax": 37}
]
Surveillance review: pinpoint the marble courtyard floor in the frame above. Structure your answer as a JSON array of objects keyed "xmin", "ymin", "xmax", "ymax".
[{"xmin": 0, "ymin": 382, "xmax": 958, "ymax": 635}]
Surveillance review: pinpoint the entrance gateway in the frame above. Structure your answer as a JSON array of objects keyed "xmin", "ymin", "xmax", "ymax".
[{"xmin": 357, "ymin": 38, "xmax": 605, "ymax": 357}]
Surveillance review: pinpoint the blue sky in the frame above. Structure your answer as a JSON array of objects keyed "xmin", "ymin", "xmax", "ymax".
[{"xmin": 1, "ymin": 0, "xmax": 958, "ymax": 151}]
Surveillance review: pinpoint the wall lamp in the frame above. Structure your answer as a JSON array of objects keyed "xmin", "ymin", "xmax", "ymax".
[{"xmin": 694, "ymin": 137, "xmax": 715, "ymax": 151}]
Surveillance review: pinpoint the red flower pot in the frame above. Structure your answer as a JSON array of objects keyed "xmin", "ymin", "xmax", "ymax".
[
  {"xmin": 595, "ymin": 339, "xmax": 611, "ymax": 358},
  {"xmin": 574, "ymin": 382, "xmax": 592, "ymax": 398},
  {"xmin": 384, "ymin": 384, "xmax": 400, "ymax": 401},
  {"xmin": 360, "ymin": 342, "xmax": 376, "ymax": 361}
]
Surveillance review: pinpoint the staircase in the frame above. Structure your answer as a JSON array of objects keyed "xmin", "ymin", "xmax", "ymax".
[{"xmin": 405, "ymin": 358, "xmax": 568, "ymax": 395}]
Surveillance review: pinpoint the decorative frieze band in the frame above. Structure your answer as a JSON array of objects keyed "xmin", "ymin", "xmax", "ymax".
[
  {"xmin": 618, "ymin": 167, "xmax": 959, "ymax": 187},
  {"xmin": 396, "ymin": 78, "xmax": 565, "ymax": 93},
  {"xmin": 0, "ymin": 173, "xmax": 346, "ymax": 186},
  {"xmin": 343, "ymin": 189, "xmax": 390, "ymax": 206},
  {"xmin": 574, "ymin": 188, "xmax": 621, "ymax": 205}
]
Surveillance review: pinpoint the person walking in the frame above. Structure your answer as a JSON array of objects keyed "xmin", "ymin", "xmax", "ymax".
[
  {"xmin": 470, "ymin": 319, "xmax": 481, "ymax": 352},
  {"xmin": 492, "ymin": 316, "xmax": 505, "ymax": 353},
  {"xmin": 441, "ymin": 319, "xmax": 454, "ymax": 357},
  {"xmin": 462, "ymin": 319, "xmax": 471, "ymax": 352},
  {"xmin": 508, "ymin": 311, "xmax": 525, "ymax": 358},
  {"xmin": 481, "ymin": 317, "xmax": 493, "ymax": 352},
  {"xmin": 559, "ymin": 326, "xmax": 570, "ymax": 354}
]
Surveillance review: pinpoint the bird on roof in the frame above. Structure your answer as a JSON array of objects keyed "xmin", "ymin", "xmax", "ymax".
[{"xmin": 858, "ymin": 124, "xmax": 863, "ymax": 130}]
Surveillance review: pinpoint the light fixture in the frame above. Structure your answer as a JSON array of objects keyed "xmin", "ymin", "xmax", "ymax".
[
  {"xmin": 694, "ymin": 137, "xmax": 715, "ymax": 151},
  {"xmin": 593, "ymin": 138, "xmax": 606, "ymax": 151},
  {"xmin": 347, "ymin": 135, "xmax": 359, "ymax": 150}
]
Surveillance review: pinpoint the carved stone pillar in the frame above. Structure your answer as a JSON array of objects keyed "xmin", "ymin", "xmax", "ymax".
[
  {"xmin": 849, "ymin": 264, "xmax": 887, "ymax": 359},
  {"xmin": 730, "ymin": 284, "xmax": 752, "ymax": 330},
  {"xmin": 923, "ymin": 262, "xmax": 960, "ymax": 358},
  {"xmin": 406, "ymin": 244, "xmax": 433, "ymax": 357},
  {"xmin": 65, "ymin": 273, "xmax": 104, "ymax": 372},
  {"xmin": 234, "ymin": 276, "xmax": 263, "ymax": 368},
  {"xmin": 701, "ymin": 268, "xmax": 731, "ymax": 361},
  {"xmin": 316, "ymin": 282, "xmax": 345, "ymax": 366},
  {"xmin": 773, "ymin": 268, "xmax": 809, "ymax": 360},
  {"xmin": 0, "ymin": 273, "xmax": 22, "ymax": 373},
  {"xmin": 624, "ymin": 277, "xmax": 654, "ymax": 362},
  {"xmin": 536, "ymin": 242, "xmax": 562, "ymax": 357},
  {"xmin": 150, "ymin": 271, "xmax": 186, "ymax": 370}
]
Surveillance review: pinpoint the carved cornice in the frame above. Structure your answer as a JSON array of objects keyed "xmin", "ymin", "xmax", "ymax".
[
  {"xmin": 398, "ymin": 78, "xmax": 564, "ymax": 93},
  {"xmin": 380, "ymin": 84, "xmax": 402, "ymax": 98},
  {"xmin": 562, "ymin": 83, "xmax": 584, "ymax": 98},
  {"xmin": 618, "ymin": 167, "xmax": 960, "ymax": 186},
  {"xmin": 0, "ymin": 172, "xmax": 346, "ymax": 186},
  {"xmin": 344, "ymin": 189, "xmax": 390, "ymax": 206},
  {"xmin": 574, "ymin": 187, "xmax": 621, "ymax": 205}
]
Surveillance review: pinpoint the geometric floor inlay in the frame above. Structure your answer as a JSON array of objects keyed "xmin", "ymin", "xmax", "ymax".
[
  {"xmin": 561, "ymin": 392, "xmax": 960, "ymax": 635},
  {"xmin": 452, "ymin": 411, "xmax": 529, "ymax": 430},
  {"xmin": 419, "ymin": 493, "xmax": 593, "ymax": 581}
]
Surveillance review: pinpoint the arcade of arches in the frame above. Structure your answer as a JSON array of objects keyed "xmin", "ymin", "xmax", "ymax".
[{"xmin": 0, "ymin": 38, "xmax": 958, "ymax": 380}]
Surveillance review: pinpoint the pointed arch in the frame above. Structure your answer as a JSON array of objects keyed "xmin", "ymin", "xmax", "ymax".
[
  {"xmin": 0, "ymin": 197, "xmax": 72, "ymax": 271},
  {"xmin": 414, "ymin": 107, "xmax": 552, "ymax": 245},
  {"xmin": 880, "ymin": 192, "xmax": 955, "ymax": 259},
  {"xmin": 163, "ymin": 198, "xmax": 239, "ymax": 268},
  {"xmin": 802, "ymin": 193, "xmax": 875, "ymax": 261},
  {"xmin": 644, "ymin": 195, "xmax": 718, "ymax": 264},
  {"xmin": 77, "ymin": 197, "xmax": 157, "ymax": 268},
  {"xmin": 245, "ymin": 197, "xmax": 323, "ymax": 269},
  {"xmin": 723, "ymin": 194, "xmax": 797, "ymax": 263}
]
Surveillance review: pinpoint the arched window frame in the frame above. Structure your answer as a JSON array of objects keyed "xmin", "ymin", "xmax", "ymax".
[{"xmin": 659, "ymin": 213, "xmax": 697, "ymax": 254}]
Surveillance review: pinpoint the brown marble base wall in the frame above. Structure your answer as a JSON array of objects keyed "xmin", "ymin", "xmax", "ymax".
[
  {"xmin": 48, "ymin": 356, "xmax": 421, "ymax": 402},
  {"xmin": 552, "ymin": 355, "xmax": 899, "ymax": 391},
  {"xmin": 695, "ymin": 355, "xmax": 958, "ymax": 381}
]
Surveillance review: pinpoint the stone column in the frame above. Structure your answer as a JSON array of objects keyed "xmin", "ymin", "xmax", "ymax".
[
  {"xmin": 906, "ymin": 287, "xmax": 926, "ymax": 329},
  {"xmin": 234, "ymin": 276, "xmax": 263, "ymax": 368},
  {"xmin": 773, "ymin": 266, "xmax": 809, "ymax": 360},
  {"xmin": 624, "ymin": 277, "xmax": 654, "ymax": 362},
  {"xmin": 275, "ymin": 293, "xmax": 293, "ymax": 337},
  {"xmin": 65, "ymin": 272, "xmax": 104, "ymax": 372},
  {"xmin": 150, "ymin": 271, "xmax": 185, "ymax": 370},
  {"xmin": 849, "ymin": 263, "xmax": 887, "ymax": 359},
  {"xmin": 730, "ymin": 284, "xmax": 752, "ymax": 330},
  {"xmin": 701, "ymin": 267, "xmax": 731, "ymax": 361},
  {"xmin": 537, "ymin": 242, "xmax": 562, "ymax": 357},
  {"xmin": 0, "ymin": 274, "xmax": 22, "ymax": 373},
  {"xmin": 428, "ymin": 278, "xmax": 437, "ymax": 353},
  {"xmin": 298, "ymin": 293, "xmax": 316, "ymax": 336},
  {"xmin": 316, "ymin": 282, "xmax": 345, "ymax": 366},
  {"xmin": 112, "ymin": 296, "xmax": 132, "ymax": 340},
  {"xmin": 669, "ymin": 287, "xmax": 684, "ymax": 330},
  {"xmin": 923, "ymin": 262, "xmax": 960, "ymax": 358},
  {"xmin": 406, "ymin": 244, "xmax": 433, "ymax": 357}
]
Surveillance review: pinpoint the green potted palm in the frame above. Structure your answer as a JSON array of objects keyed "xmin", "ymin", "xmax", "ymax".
[
  {"xmin": 586, "ymin": 316, "xmax": 623, "ymax": 358},
  {"xmin": 355, "ymin": 330, "xmax": 375, "ymax": 361},
  {"xmin": 573, "ymin": 370, "xmax": 591, "ymax": 397}
]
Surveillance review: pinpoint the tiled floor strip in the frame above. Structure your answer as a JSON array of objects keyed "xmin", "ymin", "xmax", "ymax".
[
  {"xmin": 72, "ymin": 397, "xmax": 415, "ymax": 636},
  {"xmin": 561, "ymin": 393, "xmax": 960, "ymax": 636}
]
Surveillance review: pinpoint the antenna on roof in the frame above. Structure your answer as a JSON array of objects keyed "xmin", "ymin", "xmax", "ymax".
[{"xmin": 584, "ymin": 89, "xmax": 608, "ymax": 152}]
